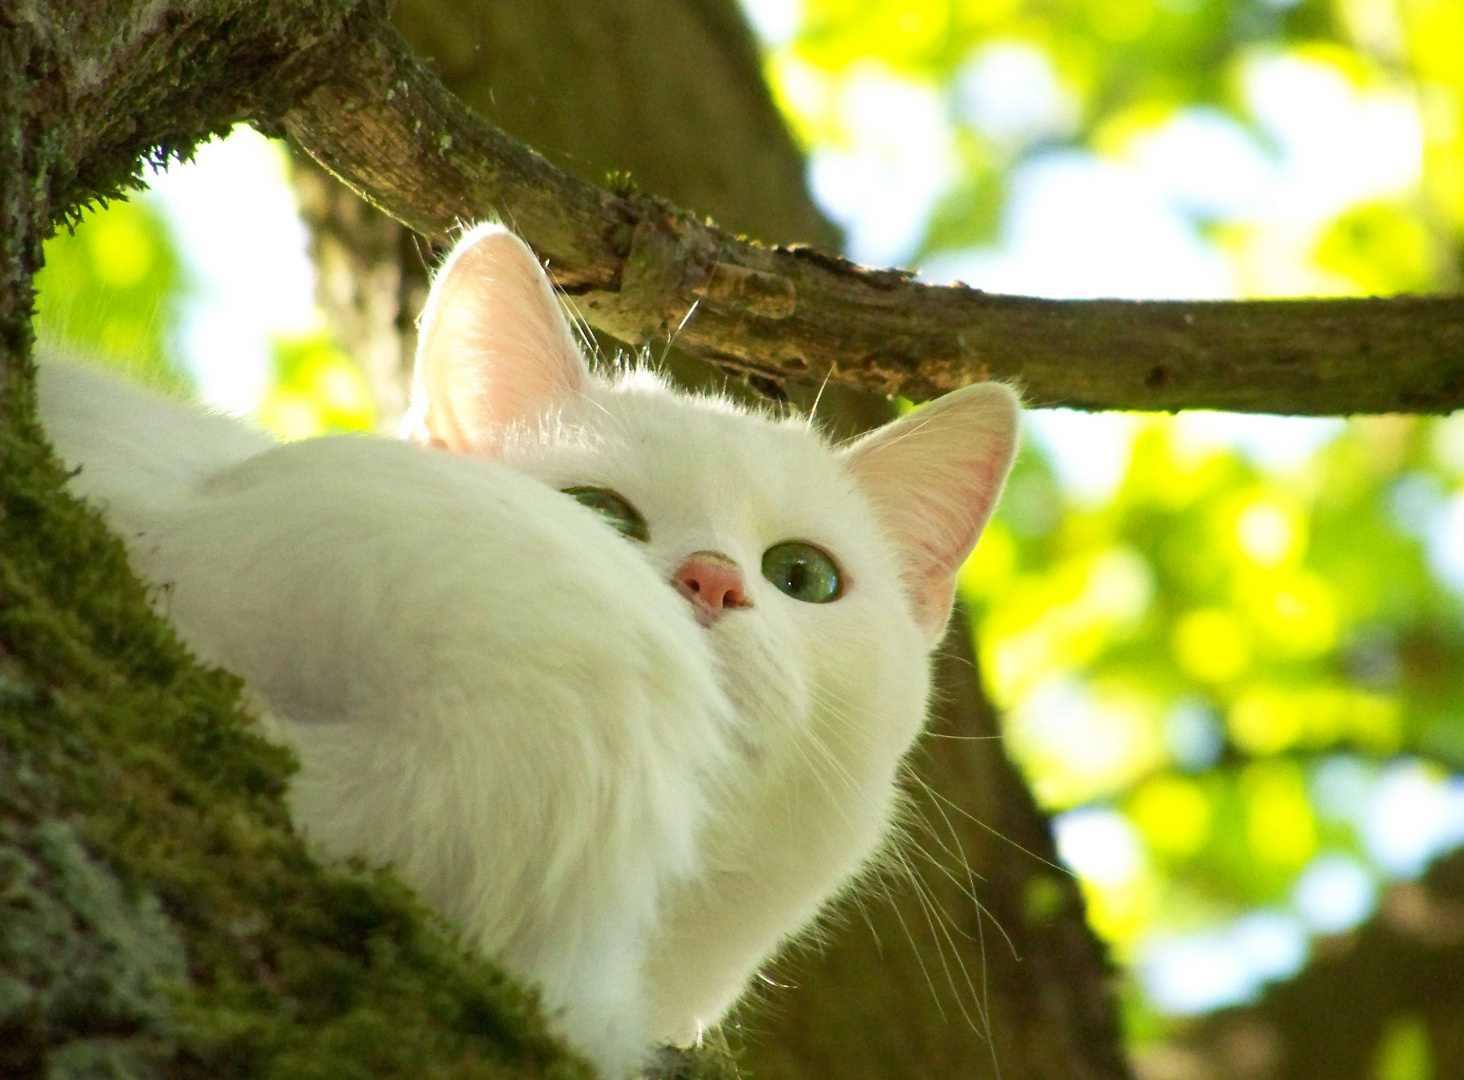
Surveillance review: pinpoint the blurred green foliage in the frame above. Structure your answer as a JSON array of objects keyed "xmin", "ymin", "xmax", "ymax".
[
  {"xmin": 33, "ymin": 197, "xmax": 193, "ymax": 395},
  {"xmin": 258, "ymin": 332, "xmax": 377, "ymax": 440},
  {"xmin": 33, "ymin": 173, "xmax": 374, "ymax": 442},
  {"xmin": 1376, "ymin": 1016, "xmax": 1436, "ymax": 1080},
  {"xmin": 770, "ymin": 0, "xmax": 1464, "ymax": 273},
  {"xmin": 962, "ymin": 414, "xmax": 1464, "ymax": 946}
]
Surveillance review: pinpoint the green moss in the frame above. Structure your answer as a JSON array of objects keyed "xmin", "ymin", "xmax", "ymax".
[{"xmin": 0, "ymin": 373, "xmax": 738, "ymax": 1078}]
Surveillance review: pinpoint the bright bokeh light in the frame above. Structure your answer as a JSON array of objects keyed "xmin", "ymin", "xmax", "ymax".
[
  {"xmin": 923, "ymin": 151, "xmax": 1239, "ymax": 298},
  {"xmin": 143, "ymin": 127, "xmax": 317, "ymax": 417},
  {"xmin": 1056, "ymin": 807, "xmax": 1146, "ymax": 886},
  {"xmin": 1007, "ymin": 676, "xmax": 1166, "ymax": 807},
  {"xmin": 1172, "ymin": 412, "xmax": 1346, "ymax": 473},
  {"xmin": 1292, "ymin": 853, "xmax": 1378, "ymax": 934},
  {"xmin": 806, "ymin": 64, "xmax": 956, "ymax": 265},
  {"xmin": 1139, "ymin": 910, "xmax": 1308, "ymax": 1014},
  {"xmin": 957, "ymin": 41, "xmax": 1077, "ymax": 146},
  {"xmin": 1022, "ymin": 410, "xmax": 1141, "ymax": 506},
  {"xmin": 1242, "ymin": 50, "xmax": 1424, "ymax": 224},
  {"xmin": 1429, "ymin": 495, "xmax": 1464, "ymax": 594},
  {"xmin": 741, "ymin": 0, "xmax": 803, "ymax": 46},
  {"xmin": 1363, "ymin": 761, "xmax": 1464, "ymax": 878}
]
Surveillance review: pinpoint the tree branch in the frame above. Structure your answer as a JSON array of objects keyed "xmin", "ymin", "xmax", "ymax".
[{"xmin": 285, "ymin": 23, "xmax": 1464, "ymax": 416}]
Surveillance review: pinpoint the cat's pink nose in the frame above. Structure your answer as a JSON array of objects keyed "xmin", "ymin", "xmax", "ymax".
[{"xmin": 672, "ymin": 551, "xmax": 751, "ymax": 627}]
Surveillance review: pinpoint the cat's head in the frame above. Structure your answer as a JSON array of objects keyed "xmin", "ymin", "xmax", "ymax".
[
  {"xmin": 405, "ymin": 223, "xmax": 1017, "ymax": 999},
  {"xmin": 405, "ymin": 221, "xmax": 1017, "ymax": 639},
  {"xmin": 406, "ymin": 217, "xmax": 1017, "ymax": 744}
]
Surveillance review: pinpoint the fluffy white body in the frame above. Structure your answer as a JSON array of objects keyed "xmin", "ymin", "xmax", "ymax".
[{"xmin": 38, "ymin": 223, "xmax": 1018, "ymax": 1076}]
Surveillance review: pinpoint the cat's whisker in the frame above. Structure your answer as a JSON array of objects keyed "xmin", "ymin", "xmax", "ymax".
[
  {"xmin": 802, "ymin": 698, "xmax": 907, "ymax": 832},
  {"xmin": 898, "ymin": 823, "xmax": 1001, "ymax": 1042},
  {"xmin": 789, "ymin": 724, "xmax": 869, "ymax": 837},
  {"xmin": 902, "ymin": 772, "xmax": 989, "ymax": 888},
  {"xmin": 851, "ymin": 877, "xmax": 890, "ymax": 952},
  {"xmin": 888, "ymin": 839, "xmax": 990, "ymax": 1033},
  {"xmin": 805, "ymin": 367, "xmax": 834, "ymax": 433},
  {"xmin": 558, "ymin": 293, "xmax": 602, "ymax": 370},
  {"xmin": 799, "ymin": 685, "xmax": 999, "ymax": 1039},
  {"xmin": 870, "ymin": 851, "xmax": 954, "ymax": 1024},
  {"xmin": 659, "ymin": 297, "xmax": 702, "ymax": 369},
  {"xmin": 902, "ymin": 771, "xmax": 1022, "ymax": 964},
  {"xmin": 916, "ymin": 774, "xmax": 1072, "ymax": 879},
  {"xmin": 823, "ymin": 698, "xmax": 1010, "ymax": 1036}
]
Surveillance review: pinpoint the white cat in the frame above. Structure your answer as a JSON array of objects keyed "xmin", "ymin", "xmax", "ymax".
[{"xmin": 38, "ymin": 223, "xmax": 1019, "ymax": 1076}]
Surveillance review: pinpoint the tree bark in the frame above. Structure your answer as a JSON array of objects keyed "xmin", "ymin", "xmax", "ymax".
[{"xmin": 283, "ymin": 21, "xmax": 1464, "ymax": 417}]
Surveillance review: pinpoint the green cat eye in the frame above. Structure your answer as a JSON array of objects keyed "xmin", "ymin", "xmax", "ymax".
[
  {"xmin": 562, "ymin": 487, "xmax": 650, "ymax": 542},
  {"xmin": 761, "ymin": 541, "xmax": 843, "ymax": 604}
]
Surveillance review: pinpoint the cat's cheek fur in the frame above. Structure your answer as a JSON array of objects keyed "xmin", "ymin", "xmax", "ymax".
[
  {"xmin": 484, "ymin": 372, "xmax": 960, "ymax": 1043},
  {"xmin": 641, "ymin": 575, "xmax": 931, "ymax": 1039}
]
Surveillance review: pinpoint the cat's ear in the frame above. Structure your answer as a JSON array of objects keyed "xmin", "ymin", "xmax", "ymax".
[
  {"xmin": 842, "ymin": 383, "xmax": 1020, "ymax": 645},
  {"xmin": 404, "ymin": 223, "xmax": 589, "ymax": 453}
]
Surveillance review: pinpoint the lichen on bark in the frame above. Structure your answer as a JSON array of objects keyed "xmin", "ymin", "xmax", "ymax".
[{"xmin": 0, "ymin": 817, "xmax": 187, "ymax": 1080}]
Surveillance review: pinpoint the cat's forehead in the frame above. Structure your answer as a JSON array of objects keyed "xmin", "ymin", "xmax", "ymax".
[
  {"xmin": 584, "ymin": 377, "xmax": 848, "ymax": 486},
  {"xmin": 513, "ymin": 374, "xmax": 872, "ymax": 543}
]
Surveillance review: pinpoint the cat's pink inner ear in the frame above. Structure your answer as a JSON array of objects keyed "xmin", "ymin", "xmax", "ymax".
[
  {"xmin": 843, "ymin": 383, "xmax": 1020, "ymax": 646},
  {"xmin": 407, "ymin": 223, "xmax": 588, "ymax": 453}
]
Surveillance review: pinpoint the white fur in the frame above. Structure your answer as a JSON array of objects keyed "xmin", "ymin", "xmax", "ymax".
[{"xmin": 37, "ymin": 224, "xmax": 1018, "ymax": 1076}]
